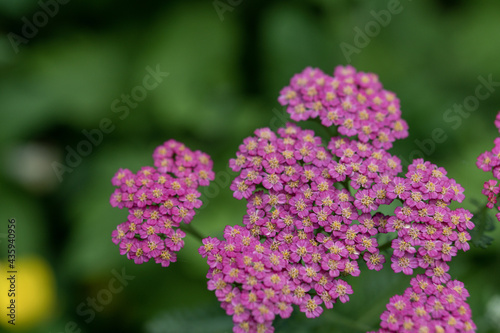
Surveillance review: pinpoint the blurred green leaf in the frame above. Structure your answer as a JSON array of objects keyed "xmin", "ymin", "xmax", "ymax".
[
  {"xmin": 139, "ymin": 2, "xmax": 242, "ymax": 140},
  {"xmin": 145, "ymin": 304, "xmax": 233, "ymax": 333}
]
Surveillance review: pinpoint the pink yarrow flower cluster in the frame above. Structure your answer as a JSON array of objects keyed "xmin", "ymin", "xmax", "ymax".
[
  {"xmin": 387, "ymin": 159, "xmax": 473, "ymax": 283},
  {"xmin": 110, "ymin": 140, "xmax": 214, "ymax": 267},
  {"xmin": 369, "ymin": 274, "xmax": 476, "ymax": 333},
  {"xmin": 199, "ymin": 66, "xmax": 475, "ymax": 332},
  {"xmin": 278, "ymin": 65, "xmax": 409, "ymax": 149},
  {"xmin": 200, "ymin": 224, "xmax": 358, "ymax": 333},
  {"xmin": 201, "ymin": 123, "xmax": 405, "ymax": 332},
  {"xmin": 476, "ymin": 110, "xmax": 500, "ymax": 221}
]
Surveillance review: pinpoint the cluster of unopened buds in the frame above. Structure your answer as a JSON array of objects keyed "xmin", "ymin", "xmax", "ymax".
[
  {"xmin": 477, "ymin": 110, "xmax": 500, "ymax": 221},
  {"xmin": 109, "ymin": 140, "xmax": 214, "ymax": 266},
  {"xmin": 110, "ymin": 65, "xmax": 479, "ymax": 333}
]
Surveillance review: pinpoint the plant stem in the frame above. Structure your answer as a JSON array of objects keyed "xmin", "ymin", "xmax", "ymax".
[
  {"xmin": 313, "ymin": 118, "xmax": 339, "ymax": 139},
  {"xmin": 325, "ymin": 311, "xmax": 375, "ymax": 332},
  {"xmin": 378, "ymin": 238, "xmax": 395, "ymax": 251},
  {"xmin": 340, "ymin": 179, "xmax": 354, "ymax": 196},
  {"xmin": 181, "ymin": 224, "xmax": 205, "ymax": 243},
  {"xmin": 325, "ymin": 124, "xmax": 339, "ymax": 138},
  {"xmin": 471, "ymin": 201, "xmax": 490, "ymax": 246}
]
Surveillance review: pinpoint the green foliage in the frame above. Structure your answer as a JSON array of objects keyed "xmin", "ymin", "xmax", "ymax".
[
  {"xmin": 2, "ymin": 0, "xmax": 500, "ymax": 332},
  {"xmin": 145, "ymin": 305, "xmax": 233, "ymax": 333},
  {"xmin": 470, "ymin": 199, "xmax": 496, "ymax": 249}
]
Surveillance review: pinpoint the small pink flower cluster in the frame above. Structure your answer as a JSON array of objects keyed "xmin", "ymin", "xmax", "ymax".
[
  {"xmin": 477, "ymin": 111, "xmax": 500, "ymax": 221},
  {"xmin": 201, "ymin": 123, "xmax": 404, "ymax": 332},
  {"xmin": 278, "ymin": 66, "xmax": 409, "ymax": 149},
  {"xmin": 200, "ymin": 223, "xmax": 360, "ymax": 333},
  {"xmin": 201, "ymin": 225, "xmax": 320, "ymax": 333},
  {"xmin": 369, "ymin": 274, "xmax": 476, "ymax": 333},
  {"xmin": 110, "ymin": 140, "xmax": 214, "ymax": 267},
  {"xmin": 387, "ymin": 159, "xmax": 474, "ymax": 284}
]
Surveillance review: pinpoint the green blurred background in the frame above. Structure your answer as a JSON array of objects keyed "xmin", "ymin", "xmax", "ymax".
[{"xmin": 1, "ymin": 0, "xmax": 500, "ymax": 332}]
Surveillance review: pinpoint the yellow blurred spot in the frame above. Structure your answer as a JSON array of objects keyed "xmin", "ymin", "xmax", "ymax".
[{"xmin": 0, "ymin": 256, "xmax": 56, "ymax": 330}]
